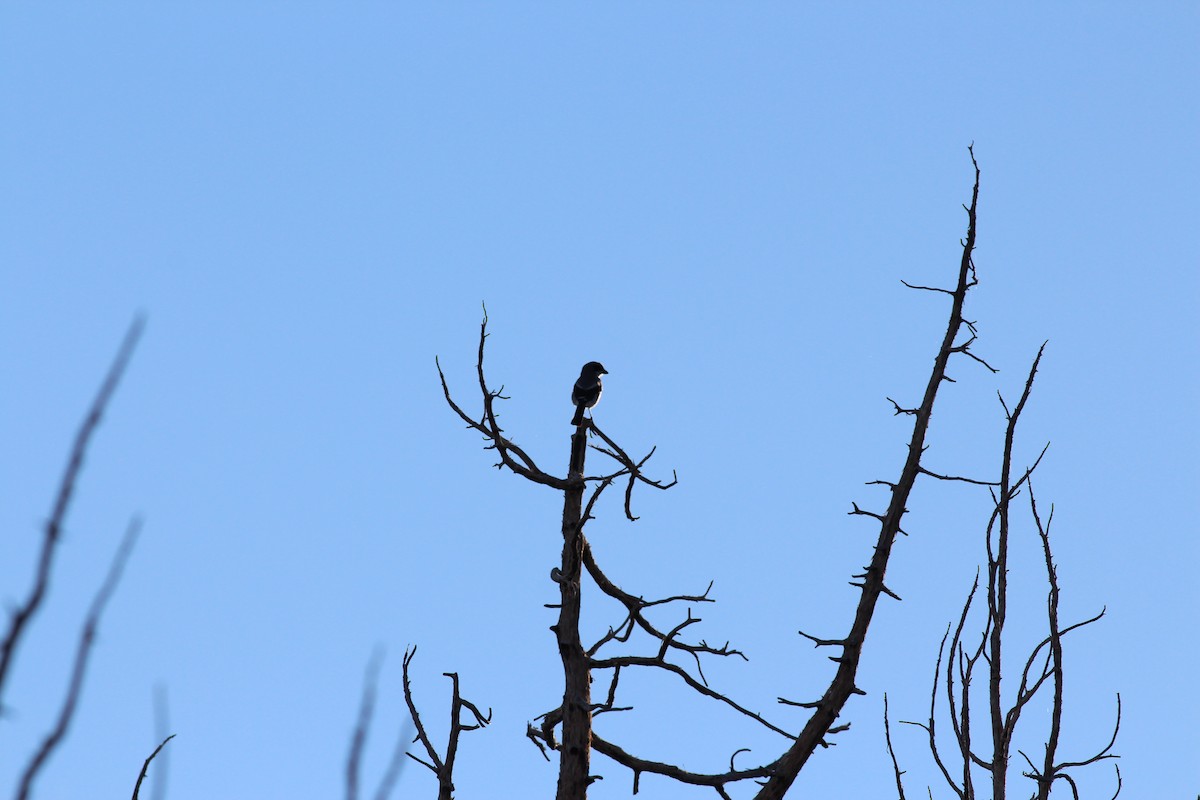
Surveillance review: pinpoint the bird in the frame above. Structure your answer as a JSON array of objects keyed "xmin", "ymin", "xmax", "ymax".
[{"xmin": 571, "ymin": 361, "xmax": 608, "ymax": 426}]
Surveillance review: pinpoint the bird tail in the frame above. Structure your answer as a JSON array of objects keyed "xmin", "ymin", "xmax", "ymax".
[{"xmin": 571, "ymin": 404, "xmax": 585, "ymax": 426}]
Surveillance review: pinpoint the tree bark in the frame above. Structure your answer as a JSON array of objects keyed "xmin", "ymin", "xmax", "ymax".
[{"xmin": 555, "ymin": 427, "xmax": 591, "ymax": 800}]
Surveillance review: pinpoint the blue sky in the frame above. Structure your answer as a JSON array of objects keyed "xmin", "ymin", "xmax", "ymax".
[{"xmin": 2, "ymin": 5, "xmax": 1196, "ymax": 799}]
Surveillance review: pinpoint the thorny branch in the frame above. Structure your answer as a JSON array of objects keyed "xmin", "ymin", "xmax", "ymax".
[{"xmin": 755, "ymin": 145, "xmax": 988, "ymax": 800}]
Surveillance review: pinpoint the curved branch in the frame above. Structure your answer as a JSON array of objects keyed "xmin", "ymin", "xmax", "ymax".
[
  {"xmin": 434, "ymin": 311, "xmax": 569, "ymax": 490},
  {"xmin": 592, "ymin": 734, "xmax": 776, "ymax": 793},
  {"xmin": 16, "ymin": 519, "xmax": 142, "ymax": 800},
  {"xmin": 0, "ymin": 316, "xmax": 144, "ymax": 705}
]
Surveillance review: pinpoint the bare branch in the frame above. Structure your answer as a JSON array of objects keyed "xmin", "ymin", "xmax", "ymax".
[
  {"xmin": 583, "ymin": 543, "xmax": 736, "ymax": 662},
  {"xmin": 884, "ymin": 695, "xmax": 908, "ymax": 800},
  {"xmin": 757, "ymin": 148, "xmax": 986, "ymax": 800},
  {"xmin": 434, "ymin": 312, "xmax": 569, "ymax": 490},
  {"xmin": 587, "ymin": 424, "xmax": 677, "ymax": 521},
  {"xmin": 591, "ymin": 654, "xmax": 795, "ymax": 740},
  {"xmin": 401, "ymin": 646, "xmax": 444, "ymax": 779},
  {"xmin": 592, "ymin": 733, "xmax": 776, "ymax": 792},
  {"xmin": 901, "ymin": 280, "xmax": 955, "ymax": 296},
  {"xmin": 0, "ymin": 316, "xmax": 144, "ymax": 705},
  {"xmin": 918, "ymin": 465, "xmax": 999, "ymax": 486},
  {"xmin": 16, "ymin": 518, "xmax": 142, "ymax": 800},
  {"xmin": 1054, "ymin": 694, "xmax": 1121, "ymax": 772},
  {"xmin": 400, "ymin": 647, "xmax": 489, "ymax": 800},
  {"xmin": 131, "ymin": 734, "xmax": 175, "ymax": 800}
]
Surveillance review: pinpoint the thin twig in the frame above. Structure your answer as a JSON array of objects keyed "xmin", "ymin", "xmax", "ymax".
[{"xmin": 131, "ymin": 734, "xmax": 175, "ymax": 800}]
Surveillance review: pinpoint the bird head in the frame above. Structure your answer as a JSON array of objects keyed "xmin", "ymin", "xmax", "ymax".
[{"xmin": 582, "ymin": 361, "xmax": 608, "ymax": 376}]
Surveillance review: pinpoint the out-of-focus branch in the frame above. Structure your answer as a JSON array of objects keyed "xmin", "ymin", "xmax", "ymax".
[
  {"xmin": 150, "ymin": 685, "xmax": 171, "ymax": 800},
  {"xmin": 0, "ymin": 316, "xmax": 144, "ymax": 707},
  {"xmin": 15, "ymin": 518, "xmax": 143, "ymax": 800},
  {"xmin": 344, "ymin": 648, "xmax": 413, "ymax": 800}
]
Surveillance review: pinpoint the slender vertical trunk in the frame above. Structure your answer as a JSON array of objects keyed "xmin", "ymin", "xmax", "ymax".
[
  {"xmin": 990, "ymin": 400, "xmax": 1017, "ymax": 800},
  {"xmin": 555, "ymin": 428, "xmax": 591, "ymax": 800}
]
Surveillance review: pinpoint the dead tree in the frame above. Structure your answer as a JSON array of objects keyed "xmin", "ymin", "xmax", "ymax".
[
  {"xmin": 890, "ymin": 347, "xmax": 1121, "ymax": 800},
  {"xmin": 0, "ymin": 319, "xmax": 164, "ymax": 800},
  {"xmin": 425, "ymin": 148, "xmax": 1037, "ymax": 799},
  {"xmin": 402, "ymin": 647, "xmax": 493, "ymax": 800}
]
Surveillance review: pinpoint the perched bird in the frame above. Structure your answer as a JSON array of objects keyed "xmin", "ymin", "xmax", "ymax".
[{"xmin": 571, "ymin": 361, "xmax": 608, "ymax": 426}]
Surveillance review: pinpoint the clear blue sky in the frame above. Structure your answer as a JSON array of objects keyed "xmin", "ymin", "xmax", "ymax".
[{"xmin": 2, "ymin": 5, "xmax": 1196, "ymax": 799}]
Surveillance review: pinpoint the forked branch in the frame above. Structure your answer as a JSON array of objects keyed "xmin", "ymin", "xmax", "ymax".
[
  {"xmin": 402, "ymin": 646, "xmax": 491, "ymax": 800},
  {"xmin": 899, "ymin": 348, "xmax": 1119, "ymax": 799}
]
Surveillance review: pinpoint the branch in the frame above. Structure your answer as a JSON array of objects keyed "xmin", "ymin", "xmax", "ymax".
[
  {"xmin": 15, "ymin": 518, "xmax": 142, "ymax": 800},
  {"xmin": 883, "ymin": 695, "xmax": 908, "ymax": 800},
  {"xmin": 401, "ymin": 647, "xmax": 490, "ymax": 800},
  {"xmin": 591, "ymin": 733, "xmax": 776, "ymax": 795},
  {"xmin": 591, "ymin": 653, "xmax": 795, "ymax": 740},
  {"xmin": 343, "ymin": 648, "xmax": 412, "ymax": 800},
  {"xmin": 587, "ymin": 424, "xmax": 677, "ymax": 521},
  {"xmin": 0, "ymin": 316, "xmax": 144, "ymax": 706},
  {"xmin": 435, "ymin": 310, "xmax": 569, "ymax": 490},
  {"xmin": 131, "ymin": 734, "xmax": 175, "ymax": 800},
  {"xmin": 583, "ymin": 543, "xmax": 736, "ymax": 663},
  {"xmin": 757, "ymin": 146, "xmax": 985, "ymax": 800}
]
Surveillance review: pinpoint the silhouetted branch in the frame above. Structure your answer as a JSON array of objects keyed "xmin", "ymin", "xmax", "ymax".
[
  {"xmin": 583, "ymin": 548, "xmax": 732, "ymax": 662},
  {"xmin": 401, "ymin": 646, "xmax": 490, "ymax": 800},
  {"xmin": 131, "ymin": 734, "xmax": 175, "ymax": 800},
  {"xmin": 591, "ymin": 733, "xmax": 777, "ymax": 796},
  {"xmin": 435, "ymin": 310, "xmax": 567, "ymax": 490},
  {"xmin": 883, "ymin": 695, "xmax": 908, "ymax": 800},
  {"xmin": 587, "ymin": 424, "xmax": 677, "ymax": 521},
  {"xmin": 591, "ymin": 653, "xmax": 795, "ymax": 740},
  {"xmin": 756, "ymin": 146, "xmax": 986, "ymax": 800},
  {"xmin": 900, "ymin": 343, "xmax": 1118, "ymax": 800}
]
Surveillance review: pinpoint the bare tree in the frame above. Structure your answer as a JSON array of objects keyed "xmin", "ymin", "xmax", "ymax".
[
  {"xmin": 398, "ymin": 147, "xmax": 1117, "ymax": 799},
  {"xmin": 890, "ymin": 347, "xmax": 1121, "ymax": 800}
]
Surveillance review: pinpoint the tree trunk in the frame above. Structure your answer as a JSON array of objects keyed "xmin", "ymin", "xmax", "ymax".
[{"xmin": 555, "ymin": 427, "xmax": 591, "ymax": 800}]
